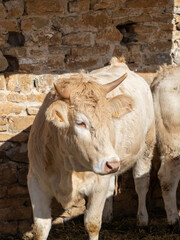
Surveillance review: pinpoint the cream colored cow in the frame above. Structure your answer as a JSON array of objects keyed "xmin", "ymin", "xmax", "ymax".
[
  {"xmin": 28, "ymin": 58, "xmax": 155, "ymax": 240},
  {"xmin": 151, "ymin": 65, "xmax": 180, "ymax": 232}
]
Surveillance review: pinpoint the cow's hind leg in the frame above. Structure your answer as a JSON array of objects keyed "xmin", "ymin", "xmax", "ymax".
[
  {"xmin": 158, "ymin": 156, "xmax": 180, "ymax": 232},
  {"xmin": 133, "ymin": 167, "xmax": 150, "ymax": 227},
  {"xmin": 133, "ymin": 124, "xmax": 155, "ymax": 227},
  {"xmin": 28, "ymin": 171, "xmax": 52, "ymax": 240}
]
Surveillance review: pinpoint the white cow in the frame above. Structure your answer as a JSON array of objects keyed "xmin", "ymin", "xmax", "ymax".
[
  {"xmin": 151, "ymin": 65, "xmax": 180, "ymax": 232},
  {"xmin": 27, "ymin": 58, "xmax": 155, "ymax": 240}
]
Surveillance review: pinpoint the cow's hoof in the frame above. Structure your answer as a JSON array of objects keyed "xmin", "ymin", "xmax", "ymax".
[
  {"xmin": 22, "ymin": 231, "xmax": 34, "ymax": 240},
  {"xmin": 168, "ymin": 219, "xmax": 180, "ymax": 234}
]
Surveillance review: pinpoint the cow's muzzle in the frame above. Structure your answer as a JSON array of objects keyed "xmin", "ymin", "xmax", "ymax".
[{"xmin": 104, "ymin": 160, "xmax": 120, "ymax": 173}]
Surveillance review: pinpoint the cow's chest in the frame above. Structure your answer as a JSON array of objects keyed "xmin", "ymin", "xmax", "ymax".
[{"xmin": 49, "ymin": 171, "xmax": 96, "ymax": 209}]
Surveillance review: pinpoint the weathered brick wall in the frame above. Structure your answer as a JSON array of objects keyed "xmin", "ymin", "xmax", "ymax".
[
  {"xmin": 0, "ymin": 0, "xmax": 180, "ymax": 237},
  {"xmin": 0, "ymin": 0, "xmax": 180, "ymax": 73}
]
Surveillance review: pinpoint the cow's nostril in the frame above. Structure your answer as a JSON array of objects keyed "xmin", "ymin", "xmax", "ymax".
[
  {"xmin": 106, "ymin": 161, "xmax": 113, "ymax": 170},
  {"xmin": 105, "ymin": 161, "xmax": 120, "ymax": 173}
]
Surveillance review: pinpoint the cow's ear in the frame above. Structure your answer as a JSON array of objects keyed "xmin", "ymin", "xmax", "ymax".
[
  {"xmin": 46, "ymin": 100, "xmax": 69, "ymax": 128},
  {"xmin": 109, "ymin": 95, "xmax": 134, "ymax": 118}
]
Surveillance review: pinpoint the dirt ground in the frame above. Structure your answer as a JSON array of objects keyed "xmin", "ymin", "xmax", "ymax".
[
  {"xmin": 44, "ymin": 217, "xmax": 180, "ymax": 240},
  {"xmin": 4, "ymin": 215, "xmax": 180, "ymax": 240},
  {"xmin": 18, "ymin": 215, "xmax": 178, "ymax": 240},
  {"xmin": 48, "ymin": 217, "xmax": 180, "ymax": 240}
]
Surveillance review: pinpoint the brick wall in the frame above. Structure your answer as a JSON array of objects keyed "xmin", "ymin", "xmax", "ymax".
[
  {"xmin": 0, "ymin": 0, "xmax": 180, "ymax": 237},
  {"xmin": 1, "ymin": 0, "xmax": 180, "ymax": 74}
]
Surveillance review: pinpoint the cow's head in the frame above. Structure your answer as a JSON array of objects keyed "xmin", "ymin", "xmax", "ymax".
[{"xmin": 46, "ymin": 73, "xmax": 134, "ymax": 175}]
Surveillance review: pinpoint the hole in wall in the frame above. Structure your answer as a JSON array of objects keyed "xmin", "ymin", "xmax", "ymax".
[
  {"xmin": 4, "ymin": 55, "xmax": 19, "ymax": 72},
  {"xmin": 116, "ymin": 22, "xmax": 138, "ymax": 44},
  {"xmin": 7, "ymin": 32, "xmax": 25, "ymax": 47}
]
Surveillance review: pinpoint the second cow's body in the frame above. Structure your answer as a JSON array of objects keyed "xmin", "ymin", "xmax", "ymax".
[
  {"xmin": 152, "ymin": 65, "xmax": 180, "ymax": 232},
  {"xmin": 28, "ymin": 58, "xmax": 155, "ymax": 240}
]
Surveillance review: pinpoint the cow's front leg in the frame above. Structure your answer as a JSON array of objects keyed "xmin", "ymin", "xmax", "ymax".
[
  {"xmin": 158, "ymin": 157, "xmax": 180, "ymax": 232},
  {"xmin": 84, "ymin": 177, "xmax": 110, "ymax": 240},
  {"xmin": 28, "ymin": 171, "xmax": 52, "ymax": 240},
  {"xmin": 102, "ymin": 175, "xmax": 116, "ymax": 223},
  {"xmin": 133, "ymin": 156, "xmax": 151, "ymax": 227}
]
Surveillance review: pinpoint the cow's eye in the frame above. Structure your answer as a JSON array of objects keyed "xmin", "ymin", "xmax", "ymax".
[{"xmin": 76, "ymin": 121, "xmax": 86, "ymax": 128}]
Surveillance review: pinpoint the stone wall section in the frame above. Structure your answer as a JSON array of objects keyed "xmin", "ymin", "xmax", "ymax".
[
  {"xmin": 0, "ymin": 0, "xmax": 180, "ymax": 237},
  {"xmin": 0, "ymin": 0, "xmax": 179, "ymax": 73}
]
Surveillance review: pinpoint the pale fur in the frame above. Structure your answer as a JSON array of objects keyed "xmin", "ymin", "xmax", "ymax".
[
  {"xmin": 152, "ymin": 65, "xmax": 180, "ymax": 230},
  {"xmin": 27, "ymin": 57, "xmax": 155, "ymax": 240}
]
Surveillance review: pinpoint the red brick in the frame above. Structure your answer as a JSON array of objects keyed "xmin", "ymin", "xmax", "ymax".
[
  {"xmin": 0, "ymin": 20, "xmax": 18, "ymax": 32},
  {"xmin": 63, "ymin": 32, "xmax": 93, "ymax": 46},
  {"xmin": 21, "ymin": 18, "xmax": 34, "ymax": 31},
  {"xmin": 71, "ymin": 45, "xmax": 111, "ymax": 57},
  {"xmin": 29, "ymin": 48, "xmax": 48, "ymax": 57},
  {"xmin": 0, "ymin": 197, "xmax": 28, "ymax": 208},
  {"xmin": 26, "ymin": 0, "xmax": 67, "ymax": 15},
  {"xmin": 65, "ymin": 56, "xmax": 98, "ymax": 71},
  {"xmin": 0, "ymin": 186, "xmax": 7, "ymax": 198},
  {"xmin": 0, "ymin": 103, "xmax": 25, "ymax": 115},
  {"xmin": 33, "ymin": 17, "xmax": 49, "ymax": 30},
  {"xmin": 56, "ymin": 15, "xmax": 86, "ymax": 35},
  {"xmin": 19, "ymin": 60, "xmax": 42, "ymax": 72},
  {"xmin": 69, "ymin": 0, "xmax": 90, "ymax": 13},
  {"xmin": 93, "ymin": 0, "xmax": 119, "ymax": 10},
  {"xmin": 6, "ymin": 143, "xmax": 28, "ymax": 163},
  {"xmin": 26, "ymin": 93, "xmax": 46, "ymax": 102},
  {"xmin": 0, "ymin": 115, "xmax": 7, "ymax": 125},
  {"xmin": 7, "ymin": 93, "xmax": 27, "ymax": 103},
  {"xmin": 46, "ymin": 55, "xmax": 65, "ymax": 71},
  {"xmin": 96, "ymin": 27, "xmax": 123, "ymax": 44},
  {"xmin": 18, "ymin": 167, "xmax": 28, "ymax": 185},
  {"xmin": 8, "ymin": 185, "xmax": 29, "ymax": 197},
  {"xmin": 27, "ymin": 107, "xmax": 39, "ymax": 115},
  {"xmin": 33, "ymin": 74, "xmax": 55, "ymax": 90},
  {"xmin": 8, "ymin": 116, "xmax": 35, "ymax": 133},
  {"xmin": 0, "ymin": 3, "xmax": 6, "ymax": 19},
  {"xmin": 125, "ymin": 0, "xmax": 159, "ymax": 8},
  {"xmin": 0, "ymin": 206, "xmax": 32, "ymax": 220},
  {"xmin": 0, "ymin": 132, "xmax": 29, "ymax": 142},
  {"xmin": 0, "ymin": 92, "xmax": 6, "ymax": 101},
  {"xmin": 0, "ymin": 221, "xmax": 18, "ymax": 235},
  {"xmin": 30, "ymin": 31, "xmax": 62, "ymax": 46},
  {"xmin": 6, "ymin": 74, "xmax": 34, "ymax": 92},
  {"xmin": 18, "ymin": 220, "xmax": 32, "ymax": 234},
  {"xmin": 0, "ymin": 74, "xmax": 6, "ymax": 90},
  {"xmin": 0, "ymin": 125, "xmax": 7, "ymax": 132},
  {"xmin": 82, "ymin": 11, "xmax": 112, "ymax": 30},
  {"xmin": 5, "ymin": 0, "xmax": 24, "ymax": 18},
  {"xmin": 0, "ymin": 163, "xmax": 17, "ymax": 184}
]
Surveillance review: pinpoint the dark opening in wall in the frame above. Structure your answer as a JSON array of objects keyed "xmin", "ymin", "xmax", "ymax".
[
  {"xmin": 4, "ymin": 55, "xmax": 19, "ymax": 72},
  {"xmin": 116, "ymin": 22, "xmax": 137, "ymax": 44},
  {"xmin": 7, "ymin": 32, "xmax": 25, "ymax": 47}
]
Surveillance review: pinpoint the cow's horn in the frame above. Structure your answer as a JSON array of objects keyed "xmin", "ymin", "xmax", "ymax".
[
  {"xmin": 103, "ymin": 73, "xmax": 127, "ymax": 94},
  {"xmin": 54, "ymin": 83, "xmax": 71, "ymax": 99}
]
